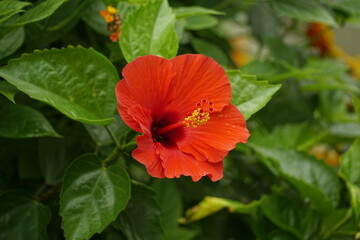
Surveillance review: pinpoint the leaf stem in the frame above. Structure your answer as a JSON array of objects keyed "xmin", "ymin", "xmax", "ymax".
[
  {"xmin": 102, "ymin": 147, "xmax": 121, "ymax": 167},
  {"xmin": 104, "ymin": 125, "xmax": 122, "ymax": 150},
  {"xmin": 33, "ymin": 182, "xmax": 48, "ymax": 198},
  {"xmin": 318, "ymin": 209, "xmax": 353, "ymax": 240}
]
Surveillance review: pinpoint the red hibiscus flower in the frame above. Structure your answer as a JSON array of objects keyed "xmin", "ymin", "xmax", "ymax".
[{"xmin": 116, "ymin": 54, "xmax": 250, "ymax": 181}]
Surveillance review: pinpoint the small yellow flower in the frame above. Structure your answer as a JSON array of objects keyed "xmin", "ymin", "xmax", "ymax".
[{"xmin": 107, "ymin": 6, "xmax": 117, "ymax": 14}]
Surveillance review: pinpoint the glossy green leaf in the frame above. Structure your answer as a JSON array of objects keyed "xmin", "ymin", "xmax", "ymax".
[
  {"xmin": 184, "ymin": 15, "xmax": 218, "ymax": 30},
  {"xmin": 249, "ymin": 144, "xmax": 341, "ymax": 214},
  {"xmin": 0, "ymin": 81, "xmax": 17, "ymax": 103},
  {"xmin": 113, "ymin": 182, "xmax": 164, "ymax": 240},
  {"xmin": 227, "ymin": 70, "xmax": 281, "ymax": 120},
  {"xmin": 0, "ymin": 27, "xmax": 24, "ymax": 60},
  {"xmin": 191, "ymin": 38, "xmax": 229, "ymax": 66},
  {"xmin": 180, "ymin": 196, "xmax": 262, "ymax": 224},
  {"xmin": 119, "ymin": 0, "xmax": 178, "ymax": 62},
  {"xmin": 261, "ymin": 194, "xmax": 320, "ymax": 240},
  {"xmin": 174, "ymin": 6, "xmax": 224, "ymax": 18},
  {"xmin": 4, "ymin": 0, "xmax": 67, "ymax": 27},
  {"xmin": 60, "ymin": 154, "xmax": 130, "ymax": 240},
  {"xmin": 0, "ymin": 191, "xmax": 51, "ymax": 240},
  {"xmin": 271, "ymin": 0, "xmax": 337, "ymax": 26},
  {"xmin": 0, "ymin": 1, "xmax": 31, "ymax": 23},
  {"xmin": 0, "ymin": 104, "xmax": 60, "ymax": 138},
  {"xmin": 0, "ymin": 46, "xmax": 119, "ymax": 125}
]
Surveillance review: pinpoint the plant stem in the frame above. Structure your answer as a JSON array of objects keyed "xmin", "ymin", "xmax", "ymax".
[
  {"xmin": 318, "ymin": 209, "xmax": 353, "ymax": 240},
  {"xmin": 102, "ymin": 147, "xmax": 121, "ymax": 167},
  {"xmin": 33, "ymin": 182, "xmax": 48, "ymax": 198},
  {"xmin": 104, "ymin": 125, "xmax": 122, "ymax": 150}
]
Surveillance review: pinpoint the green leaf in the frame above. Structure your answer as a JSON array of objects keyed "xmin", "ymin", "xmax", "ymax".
[
  {"xmin": 117, "ymin": 1, "xmax": 138, "ymax": 21},
  {"xmin": 174, "ymin": 6, "xmax": 224, "ymax": 18},
  {"xmin": 0, "ymin": 27, "xmax": 24, "ymax": 60},
  {"xmin": 347, "ymin": 183, "xmax": 360, "ymax": 223},
  {"xmin": 249, "ymin": 3, "xmax": 279, "ymax": 41},
  {"xmin": 265, "ymin": 38, "xmax": 299, "ymax": 66},
  {"xmin": 301, "ymin": 59, "xmax": 348, "ymax": 79},
  {"xmin": 331, "ymin": 0, "xmax": 360, "ymax": 15},
  {"xmin": 152, "ymin": 179, "xmax": 198, "ymax": 240},
  {"xmin": 329, "ymin": 123, "xmax": 360, "ymax": 138},
  {"xmin": 60, "ymin": 154, "xmax": 130, "ymax": 240},
  {"xmin": 179, "ymin": 196, "xmax": 262, "ymax": 224},
  {"xmin": 0, "ymin": 46, "xmax": 119, "ymax": 125},
  {"xmin": 340, "ymin": 139, "xmax": 360, "ymax": 183},
  {"xmin": 191, "ymin": 37, "xmax": 229, "ymax": 66},
  {"xmin": 152, "ymin": 180, "xmax": 182, "ymax": 229},
  {"xmin": 119, "ymin": 0, "xmax": 178, "ymax": 62},
  {"xmin": 241, "ymin": 61, "xmax": 280, "ymax": 80},
  {"xmin": 249, "ymin": 144, "xmax": 341, "ymax": 214},
  {"xmin": 227, "ymin": 70, "xmax": 281, "ymax": 120},
  {"xmin": 0, "ymin": 81, "xmax": 17, "ymax": 103},
  {"xmin": 261, "ymin": 194, "xmax": 320, "ymax": 240},
  {"xmin": 81, "ymin": 0, "xmax": 109, "ymax": 36},
  {"xmin": 39, "ymin": 138, "xmax": 72, "ymax": 185},
  {"xmin": 270, "ymin": 0, "xmax": 337, "ymax": 27},
  {"xmin": 0, "ymin": 104, "xmax": 60, "ymax": 138},
  {"xmin": 0, "ymin": 191, "xmax": 51, "ymax": 240},
  {"xmin": 250, "ymin": 123, "xmax": 325, "ymax": 152},
  {"xmin": 184, "ymin": 15, "xmax": 218, "ymax": 30},
  {"xmin": 339, "ymin": 139, "xmax": 360, "ymax": 222},
  {"xmin": 113, "ymin": 182, "xmax": 164, "ymax": 240},
  {"xmin": 0, "ymin": 1, "xmax": 31, "ymax": 23},
  {"xmin": 320, "ymin": 208, "xmax": 356, "ymax": 238},
  {"xmin": 4, "ymin": 0, "xmax": 67, "ymax": 27}
]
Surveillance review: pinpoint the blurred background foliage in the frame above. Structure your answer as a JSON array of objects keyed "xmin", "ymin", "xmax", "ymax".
[{"xmin": 1, "ymin": 0, "xmax": 360, "ymax": 239}]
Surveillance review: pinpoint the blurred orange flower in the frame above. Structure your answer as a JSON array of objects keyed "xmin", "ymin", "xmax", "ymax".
[
  {"xmin": 306, "ymin": 22, "xmax": 360, "ymax": 79},
  {"xmin": 99, "ymin": 6, "xmax": 121, "ymax": 42}
]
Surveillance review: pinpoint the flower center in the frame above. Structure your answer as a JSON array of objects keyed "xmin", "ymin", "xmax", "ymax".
[{"xmin": 156, "ymin": 99, "xmax": 214, "ymax": 136}]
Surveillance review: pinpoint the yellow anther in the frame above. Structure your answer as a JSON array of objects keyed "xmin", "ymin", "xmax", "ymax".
[
  {"xmin": 184, "ymin": 108, "xmax": 210, "ymax": 128},
  {"xmin": 107, "ymin": 6, "xmax": 117, "ymax": 14}
]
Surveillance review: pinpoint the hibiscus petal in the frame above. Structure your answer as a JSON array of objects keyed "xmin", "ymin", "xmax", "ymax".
[
  {"xmin": 178, "ymin": 104, "xmax": 250, "ymax": 163},
  {"xmin": 157, "ymin": 145, "xmax": 223, "ymax": 181},
  {"xmin": 116, "ymin": 55, "xmax": 176, "ymax": 132},
  {"xmin": 127, "ymin": 105, "xmax": 164, "ymax": 177},
  {"xmin": 127, "ymin": 104, "xmax": 152, "ymax": 134},
  {"xmin": 133, "ymin": 135, "xmax": 165, "ymax": 178},
  {"xmin": 170, "ymin": 54, "xmax": 232, "ymax": 115}
]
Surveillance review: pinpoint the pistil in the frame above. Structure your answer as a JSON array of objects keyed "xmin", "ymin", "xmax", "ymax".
[{"xmin": 156, "ymin": 107, "xmax": 211, "ymax": 136}]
